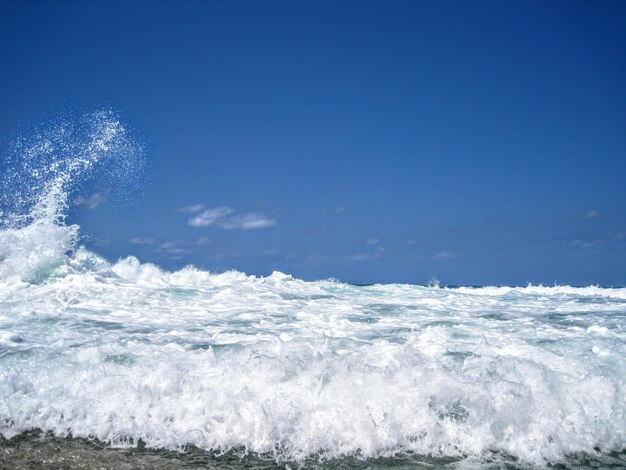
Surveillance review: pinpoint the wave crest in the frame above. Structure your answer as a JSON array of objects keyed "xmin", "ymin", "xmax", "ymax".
[{"xmin": 0, "ymin": 110, "xmax": 144, "ymax": 283}]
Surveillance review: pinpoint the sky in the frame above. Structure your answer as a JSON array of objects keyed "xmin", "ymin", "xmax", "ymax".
[{"xmin": 1, "ymin": 0, "xmax": 625, "ymax": 285}]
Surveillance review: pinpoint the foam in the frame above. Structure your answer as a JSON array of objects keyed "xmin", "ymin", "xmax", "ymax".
[{"xmin": 0, "ymin": 258, "xmax": 624, "ymax": 466}]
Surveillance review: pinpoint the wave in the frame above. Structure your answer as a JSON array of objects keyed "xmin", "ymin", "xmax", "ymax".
[
  {"xmin": 0, "ymin": 113, "xmax": 624, "ymax": 467},
  {"xmin": 0, "ymin": 109, "xmax": 143, "ymax": 283}
]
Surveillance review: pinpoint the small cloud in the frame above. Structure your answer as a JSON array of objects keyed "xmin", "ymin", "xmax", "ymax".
[
  {"xmin": 569, "ymin": 238, "xmax": 601, "ymax": 248},
  {"xmin": 129, "ymin": 237, "xmax": 156, "ymax": 245},
  {"xmin": 76, "ymin": 192, "xmax": 108, "ymax": 209},
  {"xmin": 352, "ymin": 253, "xmax": 381, "ymax": 261},
  {"xmin": 92, "ymin": 238, "xmax": 111, "ymax": 247},
  {"xmin": 160, "ymin": 240, "xmax": 184, "ymax": 250},
  {"xmin": 323, "ymin": 205, "xmax": 348, "ymax": 214},
  {"xmin": 164, "ymin": 248, "xmax": 193, "ymax": 256},
  {"xmin": 188, "ymin": 206, "xmax": 234, "ymax": 227},
  {"xmin": 261, "ymin": 248, "xmax": 280, "ymax": 257},
  {"xmin": 188, "ymin": 206, "xmax": 276, "ymax": 230},
  {"xmin": 308, "ymin": 253, "xmax": 329, "ymax": 263},
  {"xmin": 570, "ymin": 231, "xmax": 625, "ymax": 248},
  {"xmin": 584, "ymin": 210, "xmax": 600, "ymax": 219},
  {"xmin": 158, "ymin": 240, "xmax": 194, "ymax": 258},
  {"xmin": 175, "ymin": 204, "xmax": 205, "ymax": 213},
  {"xmin": 196, "ymin": 236, "xmax": 212, "ymax": 246},
  {"xmin": 158, "ymin": 238, "xmax": 211, "ymax": 256},
  {"xmin": 433, "ymin": 251, "xmax": 455, "ymax": 259},
  {"xmin": 366, "ymin": 238, "xmax": 379, "ymax": 245},
  {"xmin": 217, "ymin": 212, "xmax": 276, "ymax": 230},
  {"xmin": 404, "ymin": 240, "xmax": 416, "ymax": 245},
  {"xmin": 213, "ymin": 250, "xmax": 240, "ymax": 260}
]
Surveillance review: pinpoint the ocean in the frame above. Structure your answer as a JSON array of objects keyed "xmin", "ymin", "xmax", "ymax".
[{"xmin": 0, "ymin": 112, "xmax": 624, "ymax": 468}]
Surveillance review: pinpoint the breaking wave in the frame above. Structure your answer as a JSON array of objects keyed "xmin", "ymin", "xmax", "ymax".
[
  {"xmin": 0, "ymin": 112, "xmax": 624, "ymax": 468},
  {"xmin": 0, "ymin": 109, "xmax": 143, "ymax": 283}
]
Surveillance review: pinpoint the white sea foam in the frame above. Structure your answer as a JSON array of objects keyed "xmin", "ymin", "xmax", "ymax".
[
  {"xmin": 0, "ymin": 113, "xmax": 624, "ymax": 467},
  {"xmin": 1, "ymin": 242, "xmax": 624, "ymax": 466}
]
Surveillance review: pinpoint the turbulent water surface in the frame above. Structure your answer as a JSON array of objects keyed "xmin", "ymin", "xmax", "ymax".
[{"xmin": 0, "ymin": 113, "xmax": 624, "ymax": 469}]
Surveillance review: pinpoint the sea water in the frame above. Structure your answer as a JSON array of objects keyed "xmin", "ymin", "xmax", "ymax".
[{"xmin": 0, "ymin": 112, "xmax": 624, "ymax": 469}]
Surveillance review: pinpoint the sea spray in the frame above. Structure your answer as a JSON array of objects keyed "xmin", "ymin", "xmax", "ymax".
[
  {"xmin": 0, "ymin": 114, "xmax": 625, "ymax": 468},
  {"xmin": 0, "ymin": 110, "xmax": 144, "ymax": 282}
]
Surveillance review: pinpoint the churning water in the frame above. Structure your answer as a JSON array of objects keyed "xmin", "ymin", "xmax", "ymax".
[{"xmin": 0, "ymin": 112, "xmax": 624, "ymax": 469}]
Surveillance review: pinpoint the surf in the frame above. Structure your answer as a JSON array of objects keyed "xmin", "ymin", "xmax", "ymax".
[
  {"xmin": 0, "ymin": 112, "xmax": 624, "ymax": 468},
  {"xmin": 0, "ymin": 109, "xmax": 143, "ymax": 284}
]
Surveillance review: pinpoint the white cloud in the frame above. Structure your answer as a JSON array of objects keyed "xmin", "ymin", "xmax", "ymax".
[
  {"xmin": 196, "ymin": 236, "xmax": 212, "ymax": 246},
  {"xmin": 323, "ymin": 205, "xmax": 348, "ymax": 214},
  {"xmin": 160, "ymin": 240, "xmax": 184, "ymax": 250},
  {"xmin": 584, "ymin": 210, "xmax": 600, "ymax": 219},
  {"xmin": 261, "ymin": 248, "xmax": 280, "ymax": 256},
  {"xmin": 352, "ymin": 253, "xmax": 381, "ymax": 261},
  {"xmin": 129, "ymin": 237, "xmax": 156, "ymax": 245},
  {"xmin": 188, "ymin": 207, "xmax": 234, "ymax": 227},
  {"xmin": 217, "ymin": 212, "xmax": 276, "ymax": 230},
  {"xmin": 569, "ymin": 231, "xmax": 625, "ymax": 248},
  {"xmin": 308, "ymin": 253, "xmax": 329, "ymax": 263},
  {"xmin": 76, "ymin": 192, "xmax": 107, "ymax": 209},
  {"xmin": 159, "ymin": 238, "xmax": 211, "ymax": 253},
  {"xmin": 433, "ymin": 251, "xmax": 455, "ymax": 259},
  {"xmin": 366, "ymin": 238, "xmax": 379, "ymax": 245},
  {"xmin": 164, "ymin": 248, "xmax": 193, "ymax": 256},
  {"xmin": 158, "ymin": 240, "xmax": 194, "ymax": 258},
  {"xmin": 188, "ymin": 206, "xmax": 276, "ymax": 230},
  {"xmin": 213, "ymin": 250, "xmax": 240, "ymax": 259},
  {"xmin": 175, "ymin": 204, "xmax": 205, "ymax": 213},
  {"xmin": 569, "ymin": 238, "xmax": 600, "ymax": 248}
]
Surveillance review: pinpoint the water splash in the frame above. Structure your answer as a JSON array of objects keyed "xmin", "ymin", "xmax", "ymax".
[{"xmin": 0, "ymin": 110, "xmax": 144, "ymax": 282}]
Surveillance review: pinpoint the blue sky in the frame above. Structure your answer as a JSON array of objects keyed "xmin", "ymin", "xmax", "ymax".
[{"xmin": 1, "ymin": 0, "xmax": 625, "ymax": 285}]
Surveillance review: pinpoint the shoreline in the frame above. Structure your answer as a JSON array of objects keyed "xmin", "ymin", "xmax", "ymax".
[{"xmin": 2, "ymin": 430, "xmax": 625, "ymax": 469}]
